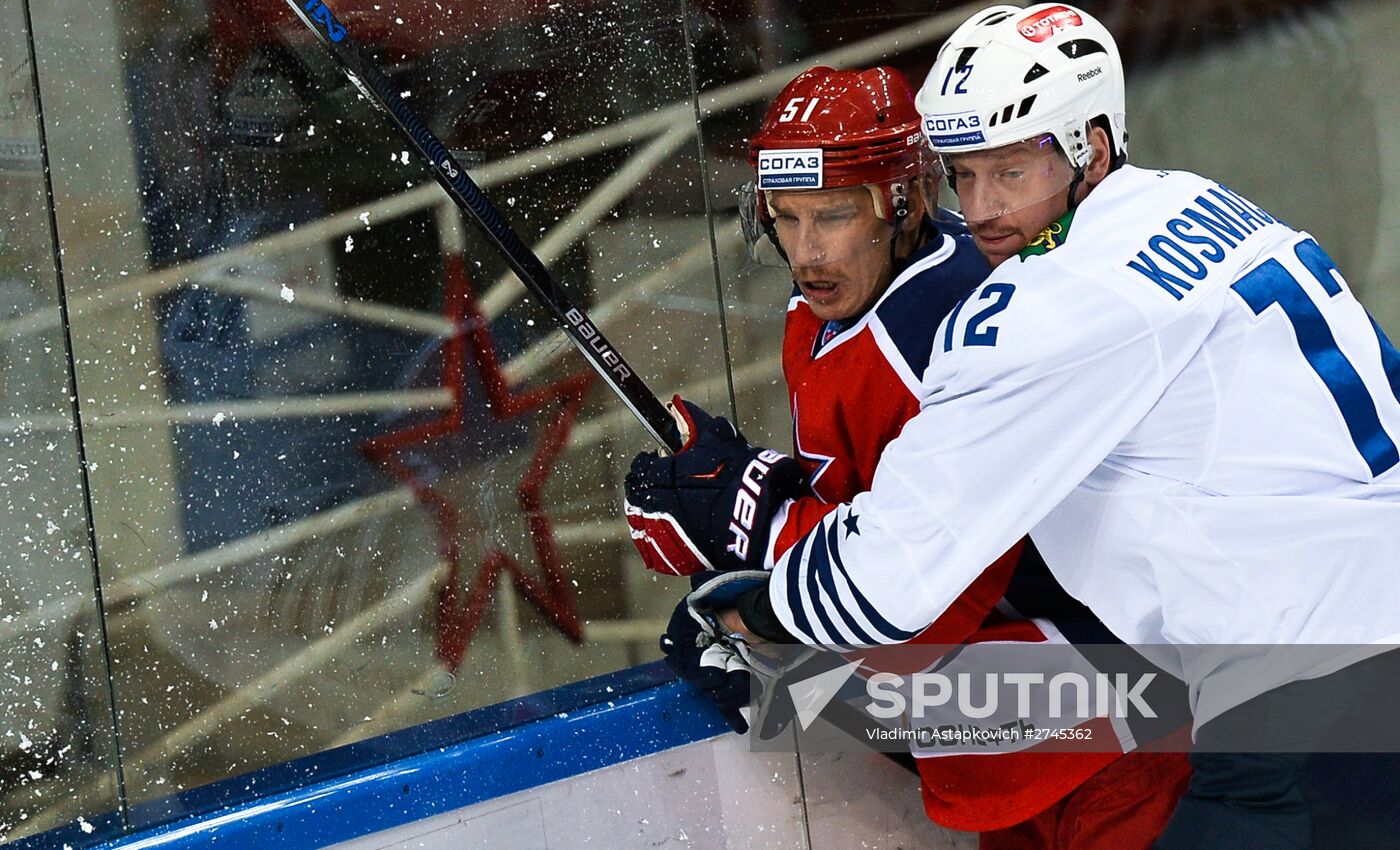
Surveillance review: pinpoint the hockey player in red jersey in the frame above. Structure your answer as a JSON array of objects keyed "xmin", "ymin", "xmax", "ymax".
[{"xmin": 626, "ymin": 66, "xmax": 1189, "ymax": 848}]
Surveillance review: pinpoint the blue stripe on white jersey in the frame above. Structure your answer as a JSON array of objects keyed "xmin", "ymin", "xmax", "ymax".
[
  {"xmin": 809, "ymin": 521, "xmax": 880, "ymax": 645},
  {"xmin": 781, "ymin": 530, "xmax": 820, "ymax": 643},
  {"xmin": 824, "ymin": 516, "xmax": 922, "ymax": 642},
  {"xmin": 775, "ymin": 506, "xmax": 921, "ymax": 646},
  {"xmin": 801, "ymin": 525, "xmax": 849, "ymax": 643},
  {"xmin": 1371, "ymin": 315, "xmax": 1400, "ymax": 400}
]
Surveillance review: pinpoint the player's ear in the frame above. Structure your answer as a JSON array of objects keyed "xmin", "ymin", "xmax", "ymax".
[{"xmin": 1084, "ymin": 124, "xmax": 1113, "ymax": 186}]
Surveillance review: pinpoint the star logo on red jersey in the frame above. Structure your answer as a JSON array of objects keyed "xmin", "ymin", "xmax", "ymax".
[{"xmin": 793, "ymin": 402, "xmax": 836, "ymax": 500}]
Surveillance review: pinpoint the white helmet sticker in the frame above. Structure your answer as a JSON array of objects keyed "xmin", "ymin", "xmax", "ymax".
[
  {"xmin": 757, "ymin": 148, "xmax": 823, "ymax": 190},
  {"xmin": 924, "ymin": 111, "xmax": 986, "ymax": 147}
]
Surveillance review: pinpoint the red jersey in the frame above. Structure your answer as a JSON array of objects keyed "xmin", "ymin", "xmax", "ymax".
[{"xmin": 772, "ymin": 229, "xmax": 1122, "ymax": 832}]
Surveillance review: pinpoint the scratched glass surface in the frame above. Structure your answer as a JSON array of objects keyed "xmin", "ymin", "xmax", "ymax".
[
  {"xmin": 18, "ymin": 0, "xmax": 735, "ymax": 826},
  {"xmin": 0, "ymin": 0, "xmax": 121, "ymax": 843}
]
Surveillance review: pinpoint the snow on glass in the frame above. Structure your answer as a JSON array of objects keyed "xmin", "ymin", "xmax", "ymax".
[{"xmin": 0, "ymin": 0, "xmax": 729, "ymax": 840}]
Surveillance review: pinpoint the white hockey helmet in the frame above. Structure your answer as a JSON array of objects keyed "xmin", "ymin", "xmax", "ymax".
[{"xmin": 915, "ymin": 4, "xmax": 1126, "ymax": 170}]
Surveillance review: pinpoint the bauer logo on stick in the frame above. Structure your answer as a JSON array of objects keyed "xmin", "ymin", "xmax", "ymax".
[
  {"xmin": 566, "ymin": 308, "xmax": 633, "ymax": 383},
  {"xmin": 302, "ymin": 0, "xmax": 347, "ymax": 42},
  {"xmin": 757, "ymin": 148, "xmax": 823, "ymax": 190}
]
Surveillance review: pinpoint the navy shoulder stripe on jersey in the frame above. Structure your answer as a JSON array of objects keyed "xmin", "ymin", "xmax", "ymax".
[
  {"xmin": 875, "ymin": 233, "xmax": 991, "ymax": 378},
  {"xmin": 932, "ymin": 208, "xmax": 971, "ymax": 236}
]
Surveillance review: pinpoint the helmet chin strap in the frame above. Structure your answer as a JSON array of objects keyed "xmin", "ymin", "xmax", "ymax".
[
  {"xmin": 891, "ymin": 215, "xmax": 936, "ymax": 269},
  {"xmin": 1064, "ymin": 163, "xmax": 1087, "ymax": 215},
  {"xmin": 765, "ymin": 222, "xmax": 790, "ymax": 267}
]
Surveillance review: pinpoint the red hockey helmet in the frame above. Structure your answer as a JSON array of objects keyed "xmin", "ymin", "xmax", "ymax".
[{"xmin": 742, "ymin": 66, "xmax": 930, "ymax": 266}]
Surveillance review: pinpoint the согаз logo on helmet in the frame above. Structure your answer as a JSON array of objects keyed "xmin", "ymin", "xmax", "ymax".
[
  {"xmin": 1018, "ymin": 5, "xmax": 1083, "ymax": 43},
  {"xmin": 757, "ymin": 148, "xmax": 823, "ymax": 190},
  {"xmin": 924, "ymin": 112, "xmax": 985, "ymax": 147}
]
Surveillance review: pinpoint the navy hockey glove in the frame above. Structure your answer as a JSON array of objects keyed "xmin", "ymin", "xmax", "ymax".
[
  {"xmin": 625, "ymin": 398, "xmax": 806, "ymax": 576},
  {"xmin": 660, "ymin": 571, "xmax": 768, "ymax": 733},
  {"xmin": 662, "ymin": 572, "xmax": 883, "ymax": 743},
  {"xmin": 661, "ymin": 570, "xmax": 806, "ymax": 735}
]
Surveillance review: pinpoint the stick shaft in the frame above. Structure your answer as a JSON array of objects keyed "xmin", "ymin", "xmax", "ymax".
[{"xmin": 283, "ymin": 0, "xmax": 682, "ymax": 451}]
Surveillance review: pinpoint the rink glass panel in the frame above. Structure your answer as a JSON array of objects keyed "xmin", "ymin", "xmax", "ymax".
[
  {"xmin": 4, "ymin": 0, "xmax": 1400, "ymax": 842},
  {"xmin": 14, "ymin": 0, "xmax": 732, "ymax": 831},
  {"xmin": 0, "ymin": 0, "xmax": 124, "ymax": 843}
]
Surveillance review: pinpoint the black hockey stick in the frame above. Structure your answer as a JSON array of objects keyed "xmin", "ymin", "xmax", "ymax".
[{"xmin": 282, "ymin": 0, "xmax": 683, "ymax": 452}]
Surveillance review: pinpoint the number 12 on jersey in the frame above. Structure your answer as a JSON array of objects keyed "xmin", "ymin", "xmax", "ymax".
[{"xmin": 1232, "ymin": 238, "xmax": 1400, "ymax": 477}]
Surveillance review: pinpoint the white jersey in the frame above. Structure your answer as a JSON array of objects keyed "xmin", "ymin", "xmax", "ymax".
[{"xmin": 767, "ymin": 165, "xmax": 1400, "ymax": 726}]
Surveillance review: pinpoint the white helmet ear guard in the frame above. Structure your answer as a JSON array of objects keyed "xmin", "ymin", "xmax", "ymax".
[{"xmin": 916, "ymin": 3, "xmax": 1127, "ymax": 170}]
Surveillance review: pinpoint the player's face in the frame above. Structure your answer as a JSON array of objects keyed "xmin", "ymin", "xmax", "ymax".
[
  {"xmin": 945, "ymin": 136, "xmax": 1076, "ymax": 268},
  {"xmin": 769, "ymin": 187, "xmax": 894, "ymax": 321}
]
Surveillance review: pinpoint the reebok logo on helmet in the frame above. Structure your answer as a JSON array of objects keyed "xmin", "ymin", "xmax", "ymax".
[{"xmin": 1018, "ymin": 5, "xmax": 1083, "ymax": 42}]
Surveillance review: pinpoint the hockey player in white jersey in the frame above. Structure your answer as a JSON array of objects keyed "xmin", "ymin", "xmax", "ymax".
[{"xmin": 623, "ymin": 3, "xmax": 1400, "ymax": 846}]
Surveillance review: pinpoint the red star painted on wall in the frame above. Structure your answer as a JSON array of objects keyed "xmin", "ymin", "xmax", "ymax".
[{"xmin": 360, "ymin": 255, "xmax": 594, "ymax": 671}]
